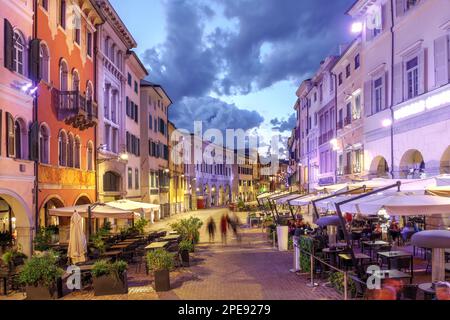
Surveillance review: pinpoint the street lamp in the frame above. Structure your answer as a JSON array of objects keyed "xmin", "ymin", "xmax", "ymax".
[
  {"xmin": 382, "ymin": 119, "xmax": 393, "ymax": 127},
  {"xmin": 351, "ymin": 21, "xmax": 363, "ymax": 34}
]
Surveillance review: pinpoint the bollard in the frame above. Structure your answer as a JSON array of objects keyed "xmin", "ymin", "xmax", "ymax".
[{"xmin": 343, "ymin": 272, "xmax": 348, "ymax": 301}]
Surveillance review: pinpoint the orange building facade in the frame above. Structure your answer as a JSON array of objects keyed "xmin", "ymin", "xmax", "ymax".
[{"xmin": 35, "ymin": 0, "xmax": 102, "ymax": 235}]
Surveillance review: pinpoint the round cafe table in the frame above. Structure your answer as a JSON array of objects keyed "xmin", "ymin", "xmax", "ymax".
[{"xmin": 418, "ymin": 283, "xmax": 436, "ymax": 300}]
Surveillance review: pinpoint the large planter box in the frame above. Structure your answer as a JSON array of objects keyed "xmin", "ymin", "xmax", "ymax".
[
  {"xmin": 276, "ymin": 226, "xmax": 289, "ymax": 251},
  {"xmin": 26, "ymin": 284, "xmax": 58, "ymax": 300},
  {"xmin": 93, "ymin": 271, "xmax": 128, "ymax": 296},
  {"xmin": 180, "ymin": 250, "xmax": 190, "ymax": 267},
  {"xmin": 154, "ymin": 270, "xmax": 170, "ymax": 292}
]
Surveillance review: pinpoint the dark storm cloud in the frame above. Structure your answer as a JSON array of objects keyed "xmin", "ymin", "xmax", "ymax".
[
  {"xmin": 169, "ymin": 96, "xmax": 264, "ymax": 133},
  {"xmin": 270, "ymin": 113, "xmax": 297, "ymax": 133},
  {"xmin": 141, "ymin": 0, "xmax": 354, "ymax": 132}
]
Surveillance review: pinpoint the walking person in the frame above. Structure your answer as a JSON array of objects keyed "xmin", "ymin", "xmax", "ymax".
[
  {"xmin": 206, "ymin": 217, "xmax": 217, "ymax": 243},
  {"xmin": 230, "ymin": 213, "xmax": 241, "ymax": 243},
  {"xmin": 220, "ymin": 214, "xmax": 228, "ymax": 245}
]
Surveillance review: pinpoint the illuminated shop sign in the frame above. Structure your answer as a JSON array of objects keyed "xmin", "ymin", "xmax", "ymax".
[{"xmin": 394, "ymin": 89, "xmax": 450, "ymax": 120}]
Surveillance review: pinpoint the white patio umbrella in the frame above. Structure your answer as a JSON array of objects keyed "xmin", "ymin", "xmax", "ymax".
[
  {"xmin": 67, "ymin": 210, "xmax": 87, "ymax": 265},
  {"xmin": 48, "ymin": 204, "xmax": 134, "ymax": 219},
  {"xmin": 355, "ymin": 193, "xmax": 450, "ymax": 216},
  {"xmin": 107, "ymin": 199, "xmax": 160, "ymax": 222}
]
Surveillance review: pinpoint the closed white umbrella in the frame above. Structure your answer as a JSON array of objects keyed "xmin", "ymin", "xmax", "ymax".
[{"xmin": 67, "ymin": 210, "xmax": 87, "ymax": 265}]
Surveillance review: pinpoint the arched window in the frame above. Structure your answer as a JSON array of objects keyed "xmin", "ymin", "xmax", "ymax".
[
  {"xmin": 86, "ymin": 82, "xmax": 94, "ymax": 116},
  {"xmin": 74, "ymin": 136, "xmax": 81, "ymax": 169},
  {"xmin": 87, "ymin": 141, "xmax": 94, "ymax": 171},
  {"xmin": 39, "ymin": 124, "xmax": 50, "ymax": 164},
  {"xmin": 72, "ymin": 70, "xmax": 79, "ymax": 91},
  {"xmin": 67, "ymin": 133, "xmax": 74, "ymax": 168},
  {"xmin": 117, "ymin": 51, "xmax": 123, "ymax": 70},
  {"xmin": 39, "ymin": 43, "xmax": 50, "ymax": 82},
  {"xmin": 104, "ymin": 37, "xmax": 109, "ymax": 57},
  {"xmin": 60, "ymin": 60, "xmax": 68, "ymax": 91},
  {"xmin": 110, "ymin": 44, "xmax": 115, "ymax": 62},
  {"xmin": 14, "ymin": 120, "xmax": 22, "ymax": 159},
  {"xmin": 13, "ymin": 30, "xmax": 25, "ymax": 75},
  {"xmin": 58, "ymin": 131, "xmax": 67, "ymax": 166}
]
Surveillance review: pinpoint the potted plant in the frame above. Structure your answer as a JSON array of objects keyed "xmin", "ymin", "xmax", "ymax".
[
  {"xmin": 0, "ymin": 231, "xmax": 13, "ymax": 254},
  {"xmin": 18, "ymin": 251, "xmax": 64, "ymax": 300},
  {"xmin": 89, "ymin": 232, "xmax": 106, "ymax": 259},
  {"xmin": 92, "ymin": 260, "xmax": 128, "ymax": 296},
  {"xmin": 33, "ymin": 228, "xmax": 52, "ymax": 252},
  {"xmin": 179, "ymin": 240, "xmax": 194, "ymax": 267},
  {"xmin": 46, "ymin": 225, "xmax": 60, "ymax": 244},
  {"xmin": 146, "ymin": 249, "xmax": 174, "ymax": 292},
  {"xmin": 134, "ymin": 218, "xmax": 148, "ymax": 235},
  {"xmin": 2, "ymin": 249, "xmax": 27, "ymax": 271},
  {"xmin": 170, "ymin": 217, "xmax": 203, "ymax": 245}
]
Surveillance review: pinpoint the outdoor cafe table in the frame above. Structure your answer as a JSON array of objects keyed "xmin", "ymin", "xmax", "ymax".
[
  {"xmin": 338, "ymin": 253, "xmax": 371, "ymax": 270},
  {"xmin": 322, "ymin": 247, "xmax": 345, "ymax": 266},
  {"xmin": 160, "ymin": 234, "xmax": 181, "ymax": 242},
  {"xmin": 109, "ymin": 244, "xmax": 130, "ymax": 250},
  {"xmin": 377, "ymin": 251, "xmax": 414, "ymax": 278},
  {"xmin": 366, "ymin": 269, "xmax": 413, "ymax": 284},
  {"xmin": 168, "ymin": 231, "xmax": 179, "ymax": 235},
  {"xmin": 418, "ymin": 283, "xmax": 436, "ymax": 300},
  {"xmin": 101, "ymin": 250, "xmax": 122, "ymax": 261},
  {"xmin": 361, "ymin": 240, "xmax": 389, "ymax": 257},
  {"xmin": 145, "ymin": 241, "xmax": 169, "ymax": 251}
]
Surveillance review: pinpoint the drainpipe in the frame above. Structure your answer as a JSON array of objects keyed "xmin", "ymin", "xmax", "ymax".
[
  {"xmin": 33, "ymin": 0, "xmax": 39, "ymax": 233},
  {"xmin": 389, "ymin": 0, "xmax": 396, "ymax": 179}
]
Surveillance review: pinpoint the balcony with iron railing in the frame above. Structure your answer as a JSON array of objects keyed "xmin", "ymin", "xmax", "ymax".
[{"xmin": 53, "ymin": 89, "xmax": 98, "ymax": 130}]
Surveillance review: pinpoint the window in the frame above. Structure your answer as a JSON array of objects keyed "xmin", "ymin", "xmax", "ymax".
[
  {"xmin": 74, "ymin": 136, "xmax": 81, "ymax": 169},
  {"xmin": 346, "ymin": 102, "xmax": 352, "ymax": 124},
  {"xmin": 104, "ymin": 171, "xmax": 120, "ymax": 192},
  {"xmin": 149, "ymin": 115, "xmax": 152, "ymax": 129},
  {"xmin": 314, "ymin": 92, "xmax": 317, "ymax": 102},
  {"xmin": 39, "ymin": 44, "xmax": 50, "ymax": 82},
  {"xmin": 338, "ymin": 73, "xmax": 343, "ymax": 86},
  {"xmin": 14, "ymin": 120, "xmax": 22, "ymax": 159},
  {"xmin": 60, "ymin": 60, "xmax": 68, "ymax": 91},
  {"xmin": 406, "ymin": 57, "xmax": 419, "ymax": 99},
  {"xmin": 346, "ymin": 152, "xmax": 352, "ymax": 175},
  {"xmin": 13, "ymin": 31, "xmax": 25, "ymax": 75},
  {"xmin": 87, "ymin": 32, "xmax": 92, "ymax": 57},
  {"xmin": 104, "ymin": 37, "xmax": 109, "ymax": 57},
  {"xmin": 87, "ymin": 142, "xmax": 93, "ymax": 171},
  {"xmin": 42, "ymin": 0, "xmax": 48, "ymax": 10},
  {"xmin": 135, "ymin": 169, "xmax": 139, "ymax": 189},
  {"xmin": 354, "ymin": 149, "xmax": 362, "ymax": 173},
  {"xmin": 128, "ymin": 168, "xmax": 133, "ymax": 189},
  {"xmin": 355, "ymin": 54, "xmax": 360, "ymax": 69},
  {"xmin": 354, "ymin": 94, "xmax": 361, "ymax": 120},
  {"xmin": 374, "ymin": 77, "xmax": 383, "ymax": 113},
  {"xmin": 73, "ymin": 11, "xmax": 81, "ymax": 45},
  {"xmin": 59, "ymin": 0, "xmax": 66, "ymax": 29},
  {"xmin": 406, "ymin": 0, "xmax": 419, "ymax": 11},
  {"xmin": 39, "ymin": 124, "xmax": 49, "ymax": 164},
  {"xmin": 72, "ymin": 70, "xmax": 80, "ymax": 91},
  {"xmin": 67, "ymin": 134, "xmax": 74, "ymax": 167},
  {"xmin": 319, "ymin": 84, "xmax": 323, "ymax": 102},
  {"xmin": 346, "ymin": 64, "xmax": 351, "ymax": 78},
  {"xmin": 58, "ymin": 131, "xmax": 67, "ymax": 166},
  {"xmin": 127, "ymin": 73, "xmax": 132, "ymax": 86},
  {"xmin": 134, "ymin": 81, "xmax": 138, "ymax": 94}
]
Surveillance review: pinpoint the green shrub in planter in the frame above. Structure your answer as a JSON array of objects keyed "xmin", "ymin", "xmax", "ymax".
[
  {"xmin": 179, "ymin": 240, "xmax": 194, "ymax": 267},
  {"xmin": 328, "ymin": 271, "xmax": 357, "ymax": 298},
  {"xmin": 170, "ymin": 217, "xmax": 203, "ymax": 244},
  {"xmin": 146, "ymin": 249, "xmax": 175, "ymax": 292},
  {"xmin": 92, "ymin": 260, "xmax": 128, "ymax": 296},
  {"xmin": 2, "ymin": 249, "xmax": 27, "ymax": 270},
  {"xmin": 134, "ymin": 218, "xmax": 149, "ymax": 235},
  {"xmin": 33, "ymin": 228, "xmax": 52, "ymax": 252},
  {"xmin": 18, "ymin": 251, "xmax": 64, "ymax": 300},
  {"xmin": 0, "ymin": 231, "xmax": 13, "ymax": 252}
]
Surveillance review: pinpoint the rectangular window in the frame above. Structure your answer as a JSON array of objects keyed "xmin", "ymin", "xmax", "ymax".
[
  {"xmin": 354, "ymin": 149, "xmax": 362, "ymax": 173},
  {"xmin": 127, "ymin": 73, "xmax": 132, "ymax": 86},
  {"xmin": 135, "ymin": 169, "xmax": 139, "ymax": 189},
  {"xmin": 406, "ymin": 57, "xmax": 419, "ymax": 99},
  {"xmin": 374, "ymin": 77, "xmax": 383, "ymax": 113},
  {"xmin": 60, "ymin": 0, "xmax": 66, "ymax": 29},
  {"xmin": 128, "ymin": 168, "xmax": 133, "ymax": 189},
  {"xmin": 42, "ymin": 0, "xmax": 48, "ymax": 10},
  {"xmin": 338, "ymin": 73, "xmax": 343, "ymax": 85},
  {"xmin": 354, "ymin": 94, "xmax": 361, "ymax": 119},
  {"xmin": 355, "ymin": 54, "xmax": 360, "ymax": 69},
  {"xmin": 134, "ymin": 81, "xmax": 138, "ymax": 94},
  {"xmin": 346, "ymin": 102, "xmax": 352, "ymax": 125},
  {"xmin": 134, "ymin": 104, "xmax": 139, "ymax": 123},
  {"xmin": 87, "ymin": 32, "xmax": 92, "ymax": 57},
  {"xmin": 126, "ymin": 131, "xmax": 130, "ymax": 153},
  {"xmin": 149, "ymin": 115, "xmax": 152, "ymax": 129},
  {"xmin": 346, "ymin": 64, "xmax": 351, "ymax": 78}
]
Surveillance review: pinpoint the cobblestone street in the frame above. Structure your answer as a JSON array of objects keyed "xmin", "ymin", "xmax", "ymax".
[{"xmin": 59, "ymin": 208, "xmax": 341, "ymax": 300}]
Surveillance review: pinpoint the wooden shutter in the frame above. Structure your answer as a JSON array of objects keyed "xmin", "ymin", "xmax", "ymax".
[
  {"xmin": 29, "ymin": 39, "xmax": 41, "ymax": 82},
  {"xmin": 126, "ymin": 97, "xmax": 130, "ymax": 116},
  {"xmin": 4, "ymin": 19, "xmax": 14, "ymax": 71},
  {"xmin": 364, "ymin": 80, "xmax": 372, "ymax": 117},
  {"xmin": 6, "ymin": 112, "xmax": 15, "ymax": 158},
  {"xmin": 395, "ymin": 0, "xmax": 404, "ymax": 17},
  {"xmin": 393, "ymin": 62, "xmax": 404, "ymax": 105},
  {"xmin": 29, "ymin": 121, "xmax": 39, "ymax": 161},
  {"xmin": 137, "ymin": 138, "xmax": 140, "ymax": 156},
  {"xmin": 126, "ymin": 131, "xmax": 130, "ymax": 152},
  {"xmin": 434, "ymin": 35, "xmax": 449, "ymax": 88},
  {"xmin": 134, "ymin": 104, "xmax": 138, "ymax": 123},
  {"xmin": 418, "ymin": 48, "xmax": 427, "ymax": 95},
  {"xmin": 0, "ymin": 110, "xmax": 2, "ymax": 156}
]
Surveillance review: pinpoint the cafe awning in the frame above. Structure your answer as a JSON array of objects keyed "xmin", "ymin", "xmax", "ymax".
[
  {"xmin": 289, "ymin": 194, "xmax": 322, "ymax": 207},
  {"xmin": 275, "ymin": 193, "xmax": 303, "ymax": 205},
  {"xmin": 106, "ymin": 199, "xmax": 160, "ymax": 212},
  {"xmin": 314, "ymin": 183, "xmax": 349, "ymax": 193},
  {"xmin": 48, "ymin": 204, "xmax": 134, "ymax": 219}
]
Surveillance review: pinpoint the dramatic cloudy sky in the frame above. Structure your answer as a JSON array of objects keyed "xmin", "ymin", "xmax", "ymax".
[{"xmin": 111, "ymin": 0, "xmax": 355, "ymax": 155}]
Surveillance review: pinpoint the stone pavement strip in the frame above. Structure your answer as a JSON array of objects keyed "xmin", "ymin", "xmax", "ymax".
[{"xmin": 3, "ymin": 208, "xmax": 342, "ymax": 300}]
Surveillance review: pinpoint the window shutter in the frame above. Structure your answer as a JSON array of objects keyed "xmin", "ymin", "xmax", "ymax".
[
  {"xmin": 134, "ymin": 104, "xmax": 138, "ymax": 123},
  {"xmin": 126, "ymin": 97, "xmax": 129, "ymax": 116},
  {"xmin": 0, "ymin": 110, "xmax": 2, "ymax": 156},
  {"xmin": 381, "ymin": 3, "xmax": 388, "ymax": 32},
  {"xmin": 29, "ymin": 121, "xmax": 39, "ymax": 161},
  {"xmin": 137, "ymin": 138, "xmax": 140, "ymax": 156},
  {"xmin": 395, "ymin": 0, "xmax": 404, "ymax": 17},
  {"xmin": 383, "ymin": 71, "xmax": 389, "ymax": 110},
  {"xmin": 126, "ymin": 131, "xmax": 130, "ymax": 152},
  {"xmin": 363, "ymin": 80, "xmax": 372, "ymax": 117},
  {"xmin": 4, "ymin": 19, "xmax": 14, "ymax": 71},
  {"xmin": 29, "ymin": 39, "xmax": 41, "ymax": 82},
  {"xmin": 6, "ymin": 112, "xmax": 15, "ymax": 158},
  {"xmin": 434, "ymin": 35, "xmax": 449, "ymax": 88},
  {"xmin": 393, "ymin": 62, "xmax": 404, "ymax": 105},
  {"xmin": 418, "ymin": 48, "xmax": 427, "ymax": 95}
]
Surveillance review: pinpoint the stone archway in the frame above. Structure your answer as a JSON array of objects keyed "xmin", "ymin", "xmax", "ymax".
[
  {"xmin": 218, "ymin": 186, "xmax": 224, "ymax": 206},
  {"xmin": 399, "ymin": 149, "xmax": 425, "ymax": 179},
  {"xmin": 211, "ymin": 185, "xmax": 217, "ymax": 207},
  {"xmin": 369, "ymin": 156, "xmax": 390, "ymax": 178},
  {"xmin": 74, "ymin": 194, "xmax": 93, "ymax": 206},
  {"xmin": 440, "ymin": 146, "xmax": 450, "ymax": 174},
  {"xmin": 0, "ymin": 189, "xmax": 33, "ymax": 256}
]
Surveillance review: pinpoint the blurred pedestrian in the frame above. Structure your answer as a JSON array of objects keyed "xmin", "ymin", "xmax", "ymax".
[
  {"xmin": 435, "ymin": 282, "xmax": 450, "ymax": 301},
  {"xmin": 220, "ymin": 214, "xmax": 228, "ymax": 245},
  {"xmin": 229, "ymin": 213, "xmax": 241, "ymax": 242},
  {"xmin": 207, "ymin": 217, "xmax": 216, "ymax": 243}
]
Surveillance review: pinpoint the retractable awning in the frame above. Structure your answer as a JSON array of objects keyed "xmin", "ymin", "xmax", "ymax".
[{"xmin": 48, "ymin": 204, "xmax": 134, "ymax": 219}]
